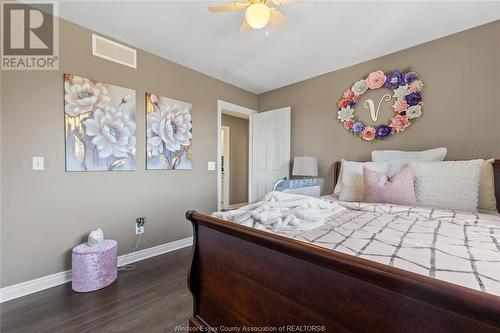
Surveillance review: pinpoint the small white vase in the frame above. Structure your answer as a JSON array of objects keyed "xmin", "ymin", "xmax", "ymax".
[{"xmin": 88, "ymin": 228, "xmax": 104, "ymax": 247}]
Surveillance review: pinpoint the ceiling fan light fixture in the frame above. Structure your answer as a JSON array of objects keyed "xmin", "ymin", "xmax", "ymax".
[{"xmin": 245, "ymin": 3, "xmax": 271, "ymax": 29}]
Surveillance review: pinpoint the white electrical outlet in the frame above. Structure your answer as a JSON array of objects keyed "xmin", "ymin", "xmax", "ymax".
[
  {"xmin": 207, "ymin": 161, "xmax": 216, "ymax": 171},
  {"xmin": 135, "ymin": 225, "xmax": 144, "ymax": 234},
  {"xmin": 135, "ymin": 217, "xmax": 145, "ymax": 234}
]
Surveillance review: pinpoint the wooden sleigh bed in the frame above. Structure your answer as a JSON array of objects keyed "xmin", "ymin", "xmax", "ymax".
[{"xmin": 185, "ymin": 160, "xmax": 500, "ymax": 332}]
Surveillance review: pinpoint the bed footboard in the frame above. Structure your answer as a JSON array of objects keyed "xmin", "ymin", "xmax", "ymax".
[{"xmin": 185, "ymin": 210, "xmax": 500, "ymax": 332}]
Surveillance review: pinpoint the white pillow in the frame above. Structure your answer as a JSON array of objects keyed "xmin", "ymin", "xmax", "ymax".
[
  {"xmin": 410, "ymin": 160, "xmax": 483, "ymax": 212},
  {"xmin": 372, "ymin": 147, "xmax": 447, "ymax": 176},
  {"xmin": 338, "ymin": 160, "xmax": 388, "ymax": 202},
  {"xmin": 479, "ymin": 159, "xmax": 497, "ymax": 213}
]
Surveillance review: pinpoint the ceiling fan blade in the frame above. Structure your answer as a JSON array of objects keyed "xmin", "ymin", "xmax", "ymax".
[
  {"xmin": 269, "ymin": 8, "xmax": 287, "ymax": 28},
  {"xmin": 271, "ymin": 0, "xmax": 295, "ymax": 5},
  {"xmin": 239, "ymin": 19, "xmax": 250, "ymax": 33},
  {"xmin": 208, "ymin": 2, "xmax": 249, "ymax": 13}
]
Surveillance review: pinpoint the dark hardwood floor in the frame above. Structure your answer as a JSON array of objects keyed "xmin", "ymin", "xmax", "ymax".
[{"xmin": 0, "ymin": 247, "xmax": 193, "ymax": 333}]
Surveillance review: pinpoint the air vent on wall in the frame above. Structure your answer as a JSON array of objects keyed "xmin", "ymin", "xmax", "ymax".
[{"xmin": 92, "ymin": 34, "xmax": 137, "ymax": 69}]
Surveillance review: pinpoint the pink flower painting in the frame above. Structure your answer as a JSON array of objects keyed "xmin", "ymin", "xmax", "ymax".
[{"xmin": 64, "ymin": 74, "xmax": 136, "ymax": 171}]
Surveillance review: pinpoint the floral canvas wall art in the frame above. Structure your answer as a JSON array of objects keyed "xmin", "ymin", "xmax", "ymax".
[
  {"xmin": 146, "ymin": 93, "xmax": 192, "ymax": 170},
  {"xmin": 64, "ymin": 74, "xmax": 137, "ymax": 171}
]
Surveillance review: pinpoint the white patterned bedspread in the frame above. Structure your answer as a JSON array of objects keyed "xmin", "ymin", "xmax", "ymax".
[{"xmin": 266, "ymin": 197, "xmax": 500, "ymax": 296}]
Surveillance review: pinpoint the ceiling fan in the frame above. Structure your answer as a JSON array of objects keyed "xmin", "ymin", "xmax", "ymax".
[{"xmin": 208, "ymin": 0, "xmax": 292, "ymax": 32}]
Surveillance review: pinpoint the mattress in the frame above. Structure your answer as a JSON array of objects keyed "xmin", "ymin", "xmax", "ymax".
[{"xmin": 267, "ymin": 196, "xmax": 500, "ymax": 296}]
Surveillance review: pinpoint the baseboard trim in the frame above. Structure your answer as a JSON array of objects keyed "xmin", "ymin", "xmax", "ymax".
[
  {"xmin": 117, "ymin": 237, "xmax": 192, "ymax": 267},
  {"xmin": 0, "ymin": 237, "xmax": 193, "ymax": 303},
  {"xmin": 0, "ymin": 270, "xmax": 73, "ymax": 304}
]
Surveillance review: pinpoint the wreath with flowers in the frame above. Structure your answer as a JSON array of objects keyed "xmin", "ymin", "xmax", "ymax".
[{"xmin": 337, "ymin": 69, "xmax": 423, "ymax": 142}]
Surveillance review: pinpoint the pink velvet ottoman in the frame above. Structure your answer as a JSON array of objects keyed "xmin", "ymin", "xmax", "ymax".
[{"xmin": 72, "ymin": 240, "xmax": 117, "ymax": 292}]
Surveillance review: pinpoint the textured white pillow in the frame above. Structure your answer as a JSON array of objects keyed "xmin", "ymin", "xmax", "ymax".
[
  {"xmin": 410, "ymin": 160, "xmax": 483, "ymax": 212},
  {"xmin": 479, "ymin": 159, "xmax": 497, "ymax": 213},
  {"xmin": 338, "ymin": 160, "xmax": 388, "ymax": 202},
  {"xmin": 372, "ymin": 147, "xmax": 447, "ymax": 176}
]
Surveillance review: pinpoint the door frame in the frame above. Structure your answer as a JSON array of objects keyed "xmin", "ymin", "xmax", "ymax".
[
  {"xmin": 217, "ymin": 100, "xmax": 257, "ymax": 211},
  {"xmin": 220, "ymin": 126, "xmax": 230, "ymax": 209}
]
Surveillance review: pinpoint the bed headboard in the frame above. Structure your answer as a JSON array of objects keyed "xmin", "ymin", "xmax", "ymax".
[
  {"xmin": 494, "ymin": 160, "xmax": 500, "ymax": 212},
  {"xmin": 333, "ymin": 160, "xmax": 500, "ymax": 212}
]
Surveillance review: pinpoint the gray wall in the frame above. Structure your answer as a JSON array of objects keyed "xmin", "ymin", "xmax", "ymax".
[
  {"xmin": 2, "ymin": 17, "xmax": 499, "ymax": 288},
  {"xmin": 258, "ymin": 20, "xmax": 500, "ymax": 194},
  {"xmin": 0, "ymin": 19, "xmax": 257, "ymax": 287},
  {"xmin": 221, "ymin": 114, "xmax": 249, "ymax": 205}
]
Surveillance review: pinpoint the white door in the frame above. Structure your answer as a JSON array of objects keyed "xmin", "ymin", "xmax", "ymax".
[{"xmin": 251, "ymin": 107, "xmax": 291, "ymax": 201}]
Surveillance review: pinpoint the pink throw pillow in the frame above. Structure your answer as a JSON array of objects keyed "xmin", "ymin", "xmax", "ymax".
[{"xmin": 363, "ymin": 165, "xmax": 416, "ymax": 206}]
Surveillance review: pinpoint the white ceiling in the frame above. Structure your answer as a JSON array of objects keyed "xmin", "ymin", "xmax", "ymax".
[{"xmin": 56, "ymin": 1, "xmax": 499, "ymax": 94}]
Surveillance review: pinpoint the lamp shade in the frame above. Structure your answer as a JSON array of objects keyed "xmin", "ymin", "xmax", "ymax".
[{"xmin": 292, "ymin": 156, "xmax": 318, "ymax": 177}]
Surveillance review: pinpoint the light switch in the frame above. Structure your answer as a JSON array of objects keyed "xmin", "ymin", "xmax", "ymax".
[
  {"xmin": 32, "ymin": 156, "xmax": 44, "ymax": 171},
  {"xmin": 207, "ymin": 161, "xmax": 216, "ymax": 171}
]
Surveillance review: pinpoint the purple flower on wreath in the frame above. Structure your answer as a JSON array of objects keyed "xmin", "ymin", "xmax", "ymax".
[
  {"xmin": 404, "ymin": 72, "xmax": 418, "ymax": 84},
  {"xmin": 399, "ymin": 111, "xmax": 407, "ymax": 116},
  {"xmin": 405, "ymin": 92, "xmax": 421, "ymax": 106},
  {"xmin": 351, "ymin": 121, "xmax": 365, "ymax": 134},
  {"xmin": 348, "ymin": 100, "xmax": 356, "ymax": 108},
  {"xmin": 385, "ymin": 70, "xmax": 404, "ymax": 90},
  {"xmin": 376, "ymin": 125, "xmax": 391, "ymax": 139}
]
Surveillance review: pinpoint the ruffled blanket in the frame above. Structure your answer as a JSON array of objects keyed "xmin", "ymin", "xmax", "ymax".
[{"xmin": 212, "ymin": 191, "xmax": 346, "ymax": 231}]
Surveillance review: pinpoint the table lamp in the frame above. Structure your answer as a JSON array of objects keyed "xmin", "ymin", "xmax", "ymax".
[{"xmin": 292, "ymin": 156, "xmax": 318, "ymax": 178}]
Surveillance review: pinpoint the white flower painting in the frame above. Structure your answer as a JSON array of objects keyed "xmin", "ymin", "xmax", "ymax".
[
  {"xmin": 64, "ymin": 74, "xmax": 136, "ymax": 171},
  {"xmin": 146, "ymin": 93, "xmax": 192, "ymax": 170}
]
